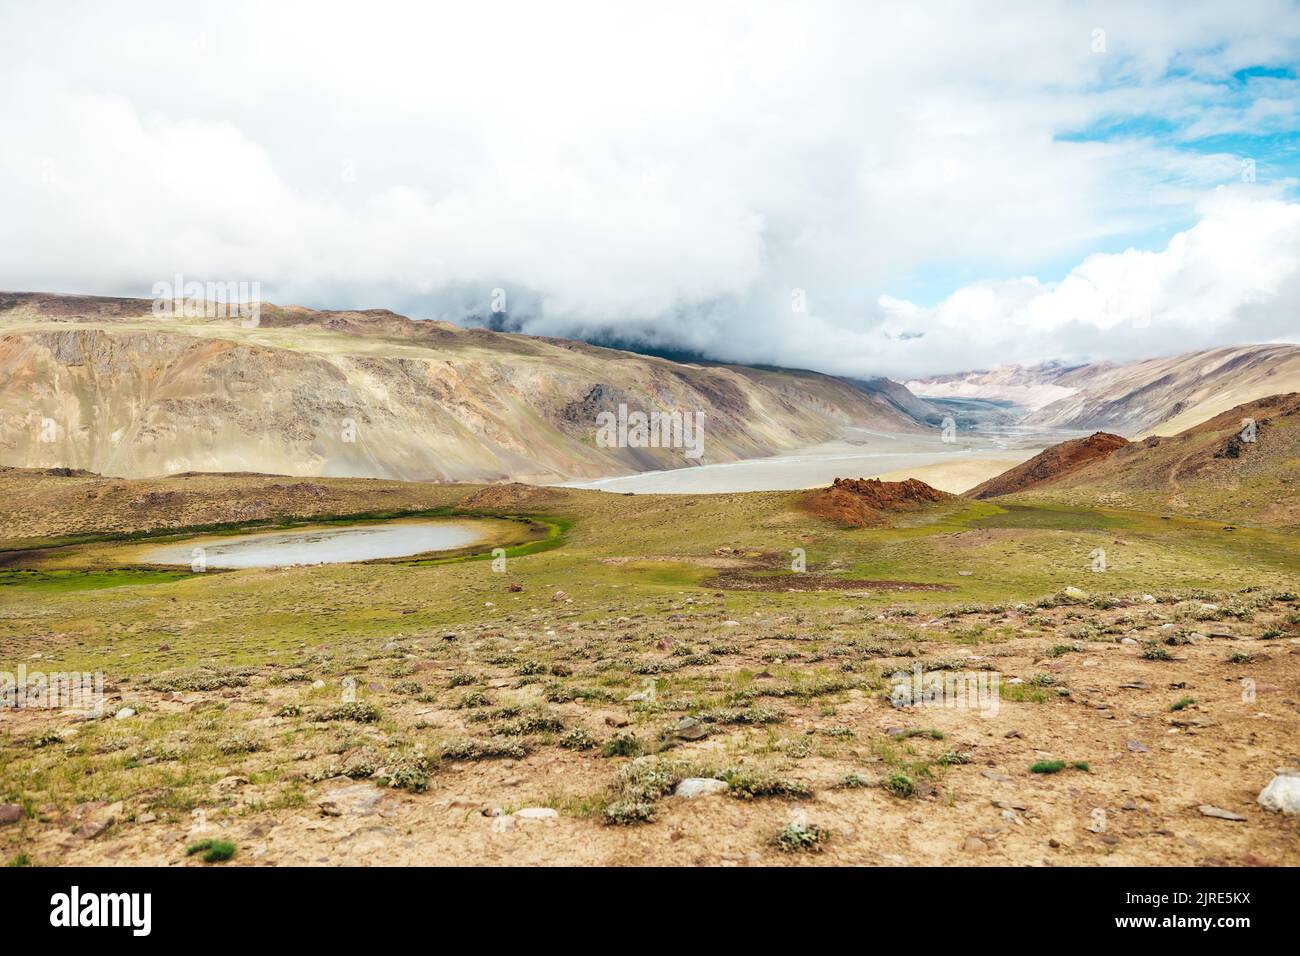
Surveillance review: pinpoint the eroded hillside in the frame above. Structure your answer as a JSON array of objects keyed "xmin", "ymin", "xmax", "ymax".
[{"xmin": 0, "ymin": 293, "xmax": 924, "ymax": 482}]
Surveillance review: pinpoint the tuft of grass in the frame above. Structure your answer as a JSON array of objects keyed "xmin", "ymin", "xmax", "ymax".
[
  {"xmin": 312, "ymin": 702, "xmax": 380, "ymax": 723},
  {"xmin": 558, "ymin": 729, "xmax": 597, "ymax": 750},
  {"xmin": 6, "ymin": 853, "xmax": 31, "ymax": 867},
  {"xmin": 1170, "ymin": 696, "xmax": 1195, "ymax": 711},
  {"xmin": 891, "ymin": 728, "xmax": 944, "ymax": 741},
  {"xmin": 186, "ymin": 839, "xmax": 236, "ymax": 863},
  {"xmin": 439, "ymin": 737, "xmax": 528, "ymax": 761},
  {"xmin": 1030, "ymin": 760, "xmax": 1066, "ymax": 774},
  {"xmin": 601, "ymin": 733, "xmax": 642, "ymax": 758},
  {"xmin": 1046, "ymin": 643, "xmax": 1082, "ymax": 658},
  {"xmin": 774, "ymin": 820, "xmax": 829, "ymax": 853},
  {"xmin": 882, "ymin": 773, "xmax": 915, "ymax": 797},
  {"xmin": 723, "ymin": 769, "xmax": 811, "ymax": 800},
  {"xmin": 1140, "ymin": 642, "xmax": 1172, "ymax": 661}
]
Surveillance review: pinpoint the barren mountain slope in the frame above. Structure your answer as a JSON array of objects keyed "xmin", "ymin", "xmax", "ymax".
[
  {"xmin": 1023, "ymin": 345, "xmax": 1300, "ymax": 435},
  {"xmin": 967, "ymin": 432, "xmax": 1129, "ymax": 499},
  {"xmin": 905, "ymin": 361, "xmax": 1092, "ymax": 411},
  {"xmin": 983, "ymin": 393, "xmax": 1300, "ymax": 527},
  {"xmin": 910, "ymin": 345, "xmax": 1300, "ymax": 437},
  {"xmin": 0, "ymin": 292, "xmax": 925, "ymax": 481}
]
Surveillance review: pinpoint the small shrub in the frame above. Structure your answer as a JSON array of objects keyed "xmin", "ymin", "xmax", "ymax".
[
  {"xmin": 602, "ymin": 733, "xmax": 642, "ymax": 758},
  {"xmin": 439, "ymin": 737, "xmax": 528, "ymax": 761},
  {"xmin": 882, "ymin": 773, "xmax": 915, "ymax": 797},
  {"xmin": 774, "ymin": 820, "xmax": 829, "ymax": 853},
  {"xmin": 558, "ymin": 729, "xmax": 597, "ymax": 750},
  {"xmin": 313, "ymin": 702, "xmax": 381, "ymax": 723}
]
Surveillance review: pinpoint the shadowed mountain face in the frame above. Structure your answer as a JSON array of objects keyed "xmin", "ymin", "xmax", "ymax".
[
  {"xmin": 967, "ymin": 393, "xmax": 1300, "ymax": 527},
  {"xmin": 0, "ymin": 292, "xmax": 927, "ymax": 482}
]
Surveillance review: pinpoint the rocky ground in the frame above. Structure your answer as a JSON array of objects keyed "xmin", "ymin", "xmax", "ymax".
[{"xmin": 1, "ymin": 474, "xmax": 1298, "ymax": 866}]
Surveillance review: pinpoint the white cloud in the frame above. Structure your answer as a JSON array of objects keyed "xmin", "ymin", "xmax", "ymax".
[{"xmin": 1, "ymin": 1, "xmax": 1298, "ymax": 378}]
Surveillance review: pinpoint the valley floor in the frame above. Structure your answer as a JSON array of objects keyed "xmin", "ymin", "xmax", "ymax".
[
  {"xmin": 561, "ymin": 426, "xmax": 1057, "ymax": 495},
  {"xmin": 1, "ymin": 472, "xmax": 1298, "ymax": 866}
]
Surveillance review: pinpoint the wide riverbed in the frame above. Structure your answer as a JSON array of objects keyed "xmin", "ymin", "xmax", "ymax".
[
  {"xmin": 561, "ymin": 427, "xmax": 1071, "ymax": 495},
  {"xmin": 138, "ymin": 520, "xmax": 487, "ymax": 569}
]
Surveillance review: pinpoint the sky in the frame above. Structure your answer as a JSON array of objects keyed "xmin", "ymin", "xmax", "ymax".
[{"xmin": 2, "ymin": 0, "xmax": 1299, "ymax": 379}]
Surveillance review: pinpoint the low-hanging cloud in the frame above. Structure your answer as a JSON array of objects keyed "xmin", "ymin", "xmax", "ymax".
[{"xmin": 1, "ymin": 1, "xmax": 1299, "ymax": 379}]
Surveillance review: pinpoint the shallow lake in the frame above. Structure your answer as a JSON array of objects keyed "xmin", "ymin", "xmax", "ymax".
[{"xmin": 138, "ymin": 520, "xmax": 487, "ymax": 569}]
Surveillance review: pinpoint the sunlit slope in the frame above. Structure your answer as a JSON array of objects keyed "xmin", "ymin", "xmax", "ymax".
[
  {"xmin": 978, "ymin": 393, "xmax": 1300, "ymax": 527},
  {"xmin": 0, "ymin": 292, "xmax": 924, "ymax": 481}
]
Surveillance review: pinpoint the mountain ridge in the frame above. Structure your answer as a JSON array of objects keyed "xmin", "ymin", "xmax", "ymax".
[{"xmin": 0, "ymin": 291, "xmax": 929, "ymax": 482}]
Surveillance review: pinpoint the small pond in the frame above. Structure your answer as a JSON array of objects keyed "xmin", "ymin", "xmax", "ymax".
[{"xmin": 137, "ymin": 520, "xmax": 487, "ymax": 569}]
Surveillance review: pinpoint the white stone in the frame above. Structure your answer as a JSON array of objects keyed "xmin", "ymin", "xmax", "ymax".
[
  {"xmin": 675, "ymin": 778, "xmax": 729, "ymax": 799},
  {"xmin": 1258, "ymin": 772, "xmax": 1300, "ymax": 814},
  {"xmin": 513, "ymin": 807, "xmax": 559, "ymax": 820},
  {"xmin": 114, "ymin": 707, "xmax": 135, "ymax": 720}
]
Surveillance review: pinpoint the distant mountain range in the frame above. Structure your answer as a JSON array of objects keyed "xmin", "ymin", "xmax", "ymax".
[
  {"xmin": 908, "ymin": 344, "xmax": 1300, "ymax": 436},
  {"xmin": 5, "ymin": 290, "xmax": 1298, "ymax": 484},
  {"xmin": 0, "ymin": 292, "xmax": 922, "ymax": 481}
]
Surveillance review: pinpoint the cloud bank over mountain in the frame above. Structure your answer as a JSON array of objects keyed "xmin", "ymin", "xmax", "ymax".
[{"xmin": 2, "ymin": 1, "xmax": 1299, "ymax": 378}]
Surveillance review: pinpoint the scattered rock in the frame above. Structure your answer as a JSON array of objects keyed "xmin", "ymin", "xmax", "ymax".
[
  {"xmin": 70, "ymin": 802, "xmax": 121, "ymax": 840},
  {"xmin": 1062, "ymin": 587, "xmax": 1089, "ymax": 601},
  {"xmin": 672, "ymin": 717, "xmax": 708, "ymax": 741},
  {"xmin": 552, "ymin": 590, "xmax": 568, "ymax": 602},
  {"xmin": 508, "ymin": 583, "xmax": 524, "ymax": 592},
  {"xmin": 1127, "ymin": 740, "xmax": 1151, "ymax": 753},
  {"xmin": 1198, "ymin": 805, "xmax": 1246, "ymax": 821},
  {"xmin": 0, "ymin": 804, "xmax": 23, "ymax": 825},
  {"xmin": 316, "ymin": 783, "xmax": 386, "ymax": 818},
  {"xmin": 1257, "ymin": 771, "xmax": 1300, "ymax": 814},
  {"xmin": 962, "ymin": 835, "xmax": 989, "ymax": 852},
  {"xmin": 675, "ymin": 778, "xmax": 729, "ymax": 799},
  {"xmin": 114, "ymin": 707, "xmax": 135, "ymax": 720},
  {"xmin": 513, "ymin": 807, "xmax": 559, "ymax": 821},
  {"xmin": 604, "ymin": 714, "xmax": 630, "ymax": 728}
]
